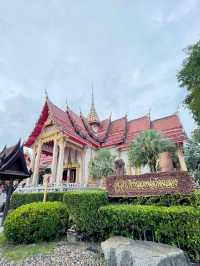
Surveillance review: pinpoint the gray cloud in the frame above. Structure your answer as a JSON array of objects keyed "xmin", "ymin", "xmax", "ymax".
[{"xmin": 0, "ymin": 0, "xmax": 199, "ymax": 148}]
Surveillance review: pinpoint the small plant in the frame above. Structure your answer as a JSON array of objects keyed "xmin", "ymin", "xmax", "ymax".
[
  {"xmin": 184, "ymin": 128, "xmax": 200, "ymax": 185},
  {"xmin": 4, "ymin": 202, "xmax": 68, "ymax": 243},
  {"xmin": 89, "ymin": 149, "xmax": 115, "ymax": 180}
]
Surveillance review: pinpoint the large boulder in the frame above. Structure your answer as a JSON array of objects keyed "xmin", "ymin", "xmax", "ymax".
[{"xmin": 101, "ymin": 236, "xmax": 191, "ymax": 266}]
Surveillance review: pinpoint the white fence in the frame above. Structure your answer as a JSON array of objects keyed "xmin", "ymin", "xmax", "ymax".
[{"xmin": 15, "ymin": 183, "xmax": 87, "ymax": 193}]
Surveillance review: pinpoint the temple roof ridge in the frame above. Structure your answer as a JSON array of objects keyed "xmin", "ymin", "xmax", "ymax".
[{"xmin": 25, "ymin": 97, "xmax": 186, "ymax": 149}]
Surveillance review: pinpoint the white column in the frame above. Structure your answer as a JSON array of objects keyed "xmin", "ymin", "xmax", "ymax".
[
  {"xmin": 30, "ymin": 146, "xmax": 36, "ymax": 172},
  {"xmin": 32, "ymin": 142, "xmax": 42, "ymax": 186},
  {"xmin": 76, "ymin": 151, "xmax": 81, "ymax": 183},
  {"xmin": 51, "ymin": 139, "xmax": 58, "ymax": 184},
  {"xmin": 26, "ymin": 147, "xmax": 36, "ymax": 186},
  {"xmin": 84, "ymin": 147, "xmax": 92, "ymax": 186},
  {"xmin": 80, "ymin": 150, "xmax": 85, "ymax": 185},
  {"xmin": 56, "ymin": 139, "xmax": 65, "ymax": 185},
  {"xmin": 177, "ymin": 148, "xmax": 187, "ymax": 171}
]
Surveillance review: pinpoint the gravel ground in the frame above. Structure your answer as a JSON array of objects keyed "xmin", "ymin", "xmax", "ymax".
[{"xmin": 0, "ymin": 241, "xmax": 106, "ymax": 266}]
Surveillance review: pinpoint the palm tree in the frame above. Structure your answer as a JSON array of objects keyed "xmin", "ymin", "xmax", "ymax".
[
  {"xmin": 89, "ymin": 149, "xmax": 115, "ymax": 181},
  {"xmin": 128, "ymin": 130, "xmax": 176, "ymax": 173}
]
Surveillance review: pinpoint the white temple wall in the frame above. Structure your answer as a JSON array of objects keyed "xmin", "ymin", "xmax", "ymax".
[
  {"xmin": 119, "ymin": 149, "xmax": 150, "ymax": 175},
  {"xmin": 120, "ymin": 150, "xmax": 130, "ymax": 174},
  {"xmin": 64, "ymin": 148, "xmax": 69, "ymax": 164},
  {"xmin": 83, "ymin": 146, "xmax": 95, "ymax": 185}
]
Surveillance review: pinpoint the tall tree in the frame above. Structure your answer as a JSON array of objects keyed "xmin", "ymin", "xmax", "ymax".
[
  {"xmin": 184, "ymin": 128, "xmax": 200, "ymax": 185},
  {"xmin": 89, "ymin": 149, "xmax": 115, "ymax": 180},
  {"xmin": 192, "ymin": 127, "xmax": 200, "ymax": 143},
  {"xmin": 177, "ymin": 41, "xmax": 200, "ymax": 125},
  {"xmin": 128, "ymin": 130, "xmax": 176, "ymax": 172}
]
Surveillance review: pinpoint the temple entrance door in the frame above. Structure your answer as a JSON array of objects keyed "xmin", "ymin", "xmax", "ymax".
[
  {"xmin": 69, "ymin": 168, "xmax": 76, "ymax": 183},
  {"xmin": 62, "ymin": 168, "xmax": 76, "ymax": 183},
  {"xmin": 63, "ymin": 169, "xmax": 68, "ymax": 182}
]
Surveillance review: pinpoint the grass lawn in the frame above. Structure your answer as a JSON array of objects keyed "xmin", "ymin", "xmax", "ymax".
[{"xmin": 0, "ymin": 232, "xmax": 56, "ymax": 262}]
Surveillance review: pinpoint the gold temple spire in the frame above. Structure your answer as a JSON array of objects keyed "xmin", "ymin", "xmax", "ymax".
[{"xmin": 87, "ymin": 86, "xmax": 100, "ymax": 125}]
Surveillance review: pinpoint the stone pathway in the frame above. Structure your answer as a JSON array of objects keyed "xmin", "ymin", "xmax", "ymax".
[{"xmin": 0, "ymin": 241, "xmax": 105, "ymax": 266}]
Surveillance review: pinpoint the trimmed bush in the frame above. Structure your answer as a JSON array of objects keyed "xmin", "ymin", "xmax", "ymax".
[
  {"xmin": 109, "ymin": 189, "xmax": 200, "ymax": 207},
  {"xmin": 4, "ymin": 202, "xmax": 68, "ymax": 243},
  {"xmin": 98, "ymin": 204, "xmax": 200, "ymax": 262},
  {"xmin": 63, "ymin": 189, "xmax": 108, "ymax": 238},
  {"xmin": 10, "ymin": 192, "xmax": 65, "ymax": 209}
]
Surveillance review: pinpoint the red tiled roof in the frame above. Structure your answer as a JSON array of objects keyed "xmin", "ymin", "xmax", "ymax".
[
  {"xmin": 97, "ymin": 118, "xmax": 111, "ymax": 142},
  {"xmin": 25, "ymin": 99, "xmax": 186, "ymax": 149},
  {"xmin": 25, "ymin": 101, "xmax": 49, "ymax": 147},
  {"xmin": 119, "ymin": 116, "xmax": 150, "ymax": 149},
  {"xmin": 67, "ymin": 108, "xmax": 100, "ymax": 147},
  {"xmin": 151, "ymin": 114, "xmax": 186, "ymax": 144},
  {"xmin": 25, "ymin": 99, "xmax": 99, "ymax": 148},
  {"xmin": 102, "ymin": 117, "xmax": 127, "ymax": 147}
]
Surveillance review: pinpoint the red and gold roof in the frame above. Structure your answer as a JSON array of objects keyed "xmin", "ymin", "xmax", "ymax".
[{"xmin": 25, "ymin": 98, "xmax": 186, "ymax": 149}]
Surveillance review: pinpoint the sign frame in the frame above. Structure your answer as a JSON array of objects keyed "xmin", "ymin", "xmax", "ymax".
[{"xmin": 106, "ymin": 171, "xmax": 194, "ymax": 198}]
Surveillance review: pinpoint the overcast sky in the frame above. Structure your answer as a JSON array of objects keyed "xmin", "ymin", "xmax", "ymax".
[{"xmin": 0, "ymin": 0, "xmax": 199, "ymax": 148}]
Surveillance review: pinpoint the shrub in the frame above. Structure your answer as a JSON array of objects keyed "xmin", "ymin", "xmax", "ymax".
[
  {"xmin": 63, "ymin": 189, "xmax": 108, "ymax": 238},
  {"xmin": 4, "ymin": 202, "xmax": 68, "ymax": 243},
  {"xmin": 10, "ymin": 192, "xmax": 65, "ymax": 209},
  {"xmin": 98, "ymin": 204, "xmax": 200, "ymax": 262},
  {"xmin": 109, "ymin": 190, "xmax": 200, "ymax": 207}
]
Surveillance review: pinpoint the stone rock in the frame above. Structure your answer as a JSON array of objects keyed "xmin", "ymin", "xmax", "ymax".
[{"xmin": 101, "ymin": 236, "xmax": 191, "ymax": 266}]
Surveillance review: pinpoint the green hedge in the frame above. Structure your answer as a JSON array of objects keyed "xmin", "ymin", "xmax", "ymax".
[
  {"xmin": 109, "ymin": 190, "xmax": 200, "ymax": 207},
  {"xmin": 4, "ymin": 202, "xmax": 69, "ymax": 243},
  {"xmin": 10, "ymin": 192, "xmax": 65, "ymax": 209},
  {"xmin": 63, "ymin": 189, "xmax": 108, "ymax": 238},
  {"xmin": 10, "ymin": 190, "xmax": 200, "ymax": 210},
  {"xmin": 98, "ymin": 204, "xmax": 200, "ymax": 262}
]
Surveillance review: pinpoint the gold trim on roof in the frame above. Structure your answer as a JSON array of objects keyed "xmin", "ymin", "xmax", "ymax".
[{"xmin": 63, "ymin": 163, "xmax": 80, "ymax": 169}]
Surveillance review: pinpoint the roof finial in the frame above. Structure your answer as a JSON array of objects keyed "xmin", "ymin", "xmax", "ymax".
[
  {"xmin": 44, "ymin": 89, "xmax": 48, "ymax": 100},
  {"xmin": 65, "ymin": 98, "xmax": 69, "ymax": 112},
  {"xmin": 175, "ymin": 103, "xmax": 181, "ymax": 114},
  {"xmin": 148, "ymin": 107, "xmax": 151, "ymax": 119},
  {"xmin": 91, "ymin": 82, "xmax": 95, "ymax": 106}
]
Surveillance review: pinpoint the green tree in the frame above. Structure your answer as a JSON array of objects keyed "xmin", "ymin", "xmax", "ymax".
[
  {"xmin": 185, "ymin": 129, "xmax": 200, "ymax": 185},
  {"xmin": 192, "ymin": 127, "xmax": 200, "ymax": 143},
  {"xmin": 128, "ymin": 130, "xmax": 176, "ymax": 172},
  {"xmin": 89, "ymin": 149, "xmax": 115, "ymax": 180},
  {"xmin": 177, "ymin": 41, "xmax": 200, "ymax": 125}
]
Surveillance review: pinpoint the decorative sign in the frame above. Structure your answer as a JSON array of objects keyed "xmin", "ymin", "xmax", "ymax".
[{"xmin": 106, "ymin": 172, "xmax": 194, "ymax": 197}]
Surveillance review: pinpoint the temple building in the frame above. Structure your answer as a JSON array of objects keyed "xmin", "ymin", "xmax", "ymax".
[{"xmin": 25, "ymin": 95, "xmax": 187, "ymax": 187}]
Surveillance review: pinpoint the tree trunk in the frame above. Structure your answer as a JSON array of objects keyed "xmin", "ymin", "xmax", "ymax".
[
  {"xmin": 1, "ymin": 181, "xmax": 14, "ymax": 225},
  {"xmin": 1, "ymin": 180, "xmax": 18, "ymax": 226}
]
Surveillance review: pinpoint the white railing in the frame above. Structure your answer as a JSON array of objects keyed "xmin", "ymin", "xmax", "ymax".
[{"xmin": 15, "ymin": 183, "xmax": 87, "ymax": 193}]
